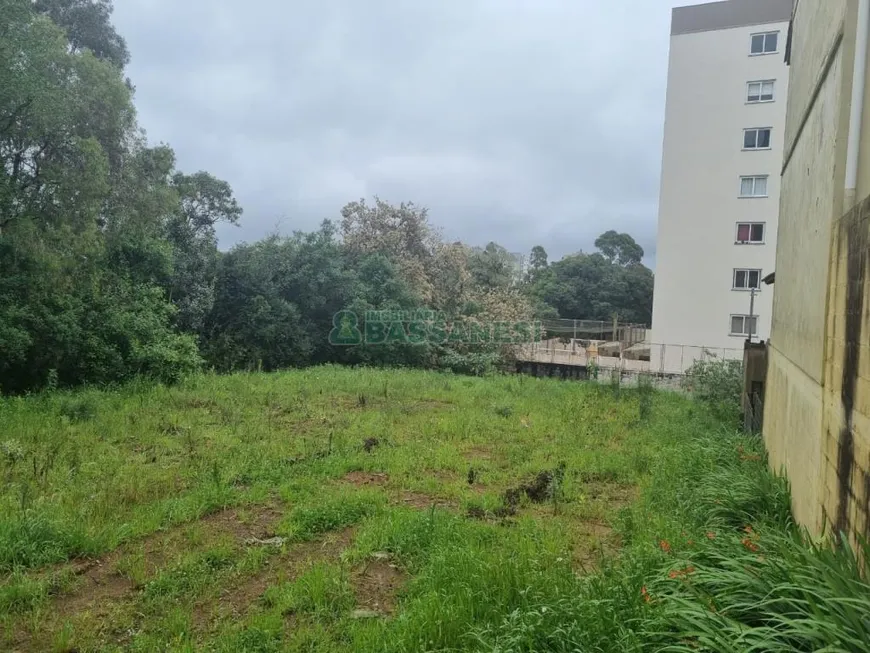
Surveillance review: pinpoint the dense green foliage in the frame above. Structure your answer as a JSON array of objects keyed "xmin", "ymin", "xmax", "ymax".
[
  {"xmin": 1, "ymin": 0, "xmax": 654, "ymax": 394},
  {"xmin": 1, "ymin": 0, "xmax": 208, "ymax": 392},
  {"xmin": 524, "ymin": 236, "xmax": 655, "ymax": 326},
  {"xmin": 683, "ymin": 358, "xmax": 745, "ymax": 425}
]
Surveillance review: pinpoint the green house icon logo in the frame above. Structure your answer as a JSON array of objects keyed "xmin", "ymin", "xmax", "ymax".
[{"xmin": 329, "ymin": 310, "xmax": 362, "ymax": 345}]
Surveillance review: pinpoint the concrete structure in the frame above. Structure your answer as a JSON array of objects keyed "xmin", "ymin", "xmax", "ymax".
[
  {"xmin": 764, "ymin": 0, "xmax": 870, "ymax": 544},
  {"xmin": 650, "ymin": 0, "xmax": 793, "ymax": 372}
]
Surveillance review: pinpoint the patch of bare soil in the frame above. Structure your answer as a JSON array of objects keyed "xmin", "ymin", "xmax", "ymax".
[
  {"xmin": 194, "ymin": 527, "xmax": 356, "ymax": 629},
  {"xmin": 12, "ymin": 503, "xmax": 284, "ymax": 651},
  {"xmin": 342, "ymin": 471, "xmax": 389, "ymax": 487},
  {"xmin": 571, "ymin": 520, "xmax": 623, "ymax": 573},
  {"xmin": 429, "ymin": 469, "xmax": 456, "ymax": 483},
  {"xmin": 131, "ymin": 504, "xmax": 283, "ymax": 577},
  {"xmin": 585, "ymin": 481, "xmax": 638, "ymax": 509},
  {"xmin": 351, "ymin": 556, "xmax": 408, "ymax": 615},
  {"xmin": 396, "ymin": 491, "xmax": 456, "ymax": 510}
]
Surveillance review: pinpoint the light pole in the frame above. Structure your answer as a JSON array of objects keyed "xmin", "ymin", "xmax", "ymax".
[{"xmin": 747, "ymin": 286, "xmax": 757, "ymax": 344}]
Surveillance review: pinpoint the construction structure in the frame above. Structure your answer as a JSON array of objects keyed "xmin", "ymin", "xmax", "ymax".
[{"xmin": 514, "ymin": 318, "xmax": 741, "ymax": 381}]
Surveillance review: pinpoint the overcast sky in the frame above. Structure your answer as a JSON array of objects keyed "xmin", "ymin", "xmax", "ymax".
[{"xmin": 111, "ymin": 0, "xmax": 684, "ymax": 267}]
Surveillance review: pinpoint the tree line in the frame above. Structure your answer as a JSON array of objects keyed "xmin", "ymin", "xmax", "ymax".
[{"xmin": 0, "ymin": 0, "xmax": 653, "ymax": 394}]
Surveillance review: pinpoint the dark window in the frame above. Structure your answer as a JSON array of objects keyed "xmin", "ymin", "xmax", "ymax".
[
  {"xmin": 744, "ymin": 128, "xmax": 771, "ymax": 149},
  {"xmin": 765, "ymin": 32, "xmax": 778, "ymax": 53},
  {"xmin": 744, "ymin": 130, "xmax": 756, "ymax": 148},
  {"xmin": 750, "ymin": 224, "xmax": 764, "ymax": 241},
  {"xmin": 736, "ymin": 223, "xmax": 765, "ymax": 243},
  {"xmin": 751, "ymin": 34, "xmax": 765, "ymax": 54},
  {"xmin": 748, "ymin": 270, "xmax": 760, "ymax": 288},
  {"xmin": 734, "ymin": 268, "xmax": 762, "ymax": 289},
  {"xmin": 750, "ymin": 32, "xmax": 778, "ymax": 55}
]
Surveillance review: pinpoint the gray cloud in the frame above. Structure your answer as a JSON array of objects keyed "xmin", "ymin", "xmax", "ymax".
[{"xmin": 112, "ymin": 0, "xmax": 679, "ymax": 266}]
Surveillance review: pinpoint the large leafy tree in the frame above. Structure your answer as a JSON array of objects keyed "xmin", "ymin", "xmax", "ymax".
[
  {"xmin": 469, "ymin": 242, "xmax": 516, "ymax": 290},
  {"xmin": 33, "ymin": 0, "xmax": 130, "ymax": 69},
  {"xmin": 526, "ymin": 245, "xmax": 549, "ymax": 283},
  {"xmin": 525, "ymin": 232, "xmax": 654, "ymax": 325},
  {"xmin": 203, "ymin": 235, "xmax": 315, "ymax": 372},
  {"xmin": 594, "ymin": 230, "xmax": 645, "ymax": 266},
  {"xmin": 166, "ymin": 171, "xmax": 242, "ymax": 333},
  {"xmin": 0, "ymin": 0, "xmax": 220, "ymax": 392}
]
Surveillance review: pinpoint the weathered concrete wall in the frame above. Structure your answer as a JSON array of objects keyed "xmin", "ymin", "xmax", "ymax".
[
  {"xmin": 773, "ymin": 2, "xmax": 848, "ymax": 384},
  {"xmin": 820, "ymin": 200, "xmax": 870, "ymax": 541},
  {"xmin": 764, "ymin": 0, "xmax": 851, "ymax": 534},
  {"xmin": 766, "ymin": 351, "xmax": 826, "ymax": 528},
  {"xmin": 765, "ymin": 0, "xmax": 870, "ymax": 542},
  {"xmin": 782, "ymin": 0, "xmax": 849, "ymax": 151}
]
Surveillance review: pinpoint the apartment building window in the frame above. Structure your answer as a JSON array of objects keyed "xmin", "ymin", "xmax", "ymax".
[
  {"xmin": 733, "ymin": 268, "xmax": 762, "ymax": 290},
  {"xmin": 736, "ymin": 222, "xmax": 765, "ymax": 244},
  {"xmin": 747, "ymin": 80, "xmax": 775, "ymax": 103},
  {"xmin": 730, "ymin": 314, "xmax": 758, "ymax": 337},
  {"xmin": 743, "ymin": 128, "xmax": 772, "ymax": 150},
  {"xmin": 750, "ymin": 31, "xmax": 778, "ymax": 55},
  {"xmin": 739, "ymin": 175, "xmax": 768, "ymax": 197}
]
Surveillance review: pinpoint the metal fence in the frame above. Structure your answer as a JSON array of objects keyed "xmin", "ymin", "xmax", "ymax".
[{"xmin": 538, "ymin": 319, "xmax": 647, "ymax": 347}]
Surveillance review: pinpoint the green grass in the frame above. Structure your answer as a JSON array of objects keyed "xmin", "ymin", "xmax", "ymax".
[{"xmin": 0, "ymin": 366, "xmax": 867, "ymax": 652}]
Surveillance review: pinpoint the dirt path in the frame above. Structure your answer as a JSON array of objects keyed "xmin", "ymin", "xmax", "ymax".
[{"xmin": 9, "ymin": 502, "xmax": 284, "ymax": 652}]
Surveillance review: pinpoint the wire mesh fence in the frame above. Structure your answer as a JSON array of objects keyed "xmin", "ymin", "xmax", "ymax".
[{"xmin": 538, "ymin": 319, "xmax": 647, "ymax": 347}]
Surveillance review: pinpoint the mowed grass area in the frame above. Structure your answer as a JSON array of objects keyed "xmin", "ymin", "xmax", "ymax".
[{"xmin": 1, "ymin": 367, "xmax": 868, "ymax": 652}]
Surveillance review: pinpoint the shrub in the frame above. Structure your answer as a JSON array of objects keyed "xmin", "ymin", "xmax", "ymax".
[
  {"xmin": 437, "ymin": 350, "xmax": 503, "ymax": 376},
  {"xmin": 682, "ymin": 359, "xmax": 743, "ymax": 424}
]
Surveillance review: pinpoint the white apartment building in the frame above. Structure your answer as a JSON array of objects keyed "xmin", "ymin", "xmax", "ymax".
[{"xmin": 649, "ymin": 0, "xmax": 792, "ymax": 371}]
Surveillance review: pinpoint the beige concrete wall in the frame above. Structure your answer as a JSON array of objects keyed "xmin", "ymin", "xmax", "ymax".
[
  {"xmin": 773, "ymin": 2, "xmax": 849, "ymax": 384},
  {"xmin": 782, "ymin": 0, "xmax": 849, "ymax": 151},
  {"xmin": 765, "ymin": 0, "xmax": 870, "ymax": 541},
  {"xmin": 765, "ymin": 348, "xmax": 825, "ymax": 529},
  {"xmin": 819, "ymin": 200, "xmax": 870, "ymax": 541},
  {"xmin": 764, "ymin": 0, "xmax": 851, "ymax": 535}
]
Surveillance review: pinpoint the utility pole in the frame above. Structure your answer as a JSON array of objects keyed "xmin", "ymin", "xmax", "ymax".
[{"xmin": 748, "ymin": 287, "xmax": 757, "ymax": 344}]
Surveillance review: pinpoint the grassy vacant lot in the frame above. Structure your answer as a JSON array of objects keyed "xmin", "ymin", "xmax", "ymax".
[{"xmin": 1, "ymin": 367, "xmax": 867, "ymax": 652}]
